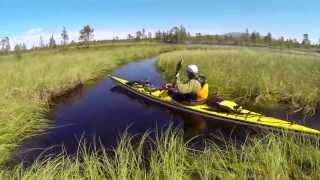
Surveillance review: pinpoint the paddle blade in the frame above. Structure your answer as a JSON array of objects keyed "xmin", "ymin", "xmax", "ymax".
[{"xmin": 175, "ymin": 56, "xmax": 184, "ymax": 75}]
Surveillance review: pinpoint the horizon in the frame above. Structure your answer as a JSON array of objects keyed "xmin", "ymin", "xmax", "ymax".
[{"xmin": 1, "ymin": 0, "xmax": 320, "ymax": 48}]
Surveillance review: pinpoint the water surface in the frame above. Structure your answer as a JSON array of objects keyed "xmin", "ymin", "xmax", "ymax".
[{"xmin": 17, "ymin": 57, "xmax": 319, "ymax": 164}]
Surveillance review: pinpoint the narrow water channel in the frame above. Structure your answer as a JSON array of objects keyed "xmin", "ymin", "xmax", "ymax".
[
  {"xmin": 16, "ymin": 57, "xmax": 320, "ymax": 165},
  {"xmin": 17, "ymin": 58, "xmax": 212, "ymax": 164}
]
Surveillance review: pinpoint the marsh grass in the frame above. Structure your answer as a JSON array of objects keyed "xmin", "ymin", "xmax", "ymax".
[
  {"xmin": 1, "ymin": 128, "xmax": 319, "ymax": 179},
  {"xmin": 1, "ymin": 45, "xmax": 320, "ymax": 179},
  {"xmin": 0, "ymin": 43, "xmax": 180, "ymax": 165},
  {"xmin": 157, "ymin": 49, "xmax": 320, "ymax": 114}
]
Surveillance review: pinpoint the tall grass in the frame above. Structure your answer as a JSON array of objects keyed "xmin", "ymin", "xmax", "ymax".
[
  {"xmin": 157, "ymin": 49, "xmax": 320, "ymax": 114},
  {"xmin": 0, "ymin": 43, "xmax": 181, "ymax": 165},
  {"xmin": 1, "ymin": 129, "xmax": 319, "ymax": 179}
]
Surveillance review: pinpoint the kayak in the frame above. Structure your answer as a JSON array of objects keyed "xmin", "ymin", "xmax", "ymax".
[{"xmin": 109, "ymin": 75, "xmax": 320, "ymax": 135}]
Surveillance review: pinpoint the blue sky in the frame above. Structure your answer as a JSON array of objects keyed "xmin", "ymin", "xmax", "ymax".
[{"xmin": 1, "ymin": 0, "xmax": 319, "ymax": 47}]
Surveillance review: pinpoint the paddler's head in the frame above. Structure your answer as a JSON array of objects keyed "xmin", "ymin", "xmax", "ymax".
[{"xmin": 186, "ymin": 64, "xmax": 199, "ymax": 79}]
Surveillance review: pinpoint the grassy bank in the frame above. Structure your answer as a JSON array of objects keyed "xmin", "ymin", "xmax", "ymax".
[
  {"xmin": 0, "ymin": 43, "xmax": 181, "ymax": 165},
  {"xmin": 1, "ymin": 129, "xmax": 319, "ymax": 179},
  {"xmin": 157, "ymin": 49, "xmax": 320, "ymax": 114},
  {"xmin": 1, "ymin": 45, "xmax": 319, "ymax": 179}
]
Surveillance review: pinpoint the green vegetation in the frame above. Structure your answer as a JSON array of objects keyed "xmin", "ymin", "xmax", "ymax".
[
  {"xmin": 79, "ymin": 25, "xmax": 95, "ymax": 47},
  {"xmin": 1, "ymin": 129, "xmax": 319, "ymax": 179},
  {"xmin": 157, "ymin": 49, "xmax": 320, "ymax": 114},
  {"xmin": 187, "ymin": 31, "xmax": 320, "ymax": 52},
  {"xmin": 1, "ymin": 43, "xmax": 319, "ymax": 179},
  {"xmin": 0, "ymin": 42, "xmax": 180, "ymax": 165}
]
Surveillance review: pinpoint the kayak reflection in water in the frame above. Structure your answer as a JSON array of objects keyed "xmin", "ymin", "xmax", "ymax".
[{"xmin": 167, "ymin": 64, "xmax": 209, "ymax": 105}]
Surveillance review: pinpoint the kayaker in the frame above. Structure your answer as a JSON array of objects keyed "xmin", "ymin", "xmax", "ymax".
[{"xmin": 168, "ymin": 64, "xmax": 209, "ymax": 105}]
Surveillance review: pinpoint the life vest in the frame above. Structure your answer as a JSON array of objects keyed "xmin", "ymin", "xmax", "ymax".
[{"xmin": 195, "ymin": 75, "xmax": 209, "ymax": 101}]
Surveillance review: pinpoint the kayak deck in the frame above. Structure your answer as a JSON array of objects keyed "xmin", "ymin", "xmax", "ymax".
[{"xmin": 109, "ymin": 75, "xmax": 320, "ymax": 135}]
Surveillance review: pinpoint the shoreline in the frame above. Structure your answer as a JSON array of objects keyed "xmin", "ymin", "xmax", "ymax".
[{"xmin": 0, "ymin": 43, "xmax": 181, "ymax": 166}]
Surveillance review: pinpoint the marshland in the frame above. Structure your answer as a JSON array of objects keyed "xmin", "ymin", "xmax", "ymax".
[
  {"xmin": 0, "ymin": 42, "xmax": 320, "ymax": 179},
  {"xmin": 2, "ymin": 0, "xmax": 320, "ymax": 179}
]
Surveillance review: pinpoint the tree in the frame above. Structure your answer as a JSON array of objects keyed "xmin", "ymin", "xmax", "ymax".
[
  {"xmin": 187, "ymin": 32, "xmax": 191, "ymax": 40},
  {"xmin": 14, "ymin": 44, "xmax": 22, "ymax": 59},
  {"xmin": 127, "ymin": 34, "xmax": 133, "ymax": 40},
  {"xmin": 1, "ymin": 37, "xmax": 10, "ymax": 53},
  {"xmin": 154, "ymin": 25, "xmax": 188, "ymax": 43},
  {"xmin": 169, "ymin": 26, "xmax": 179, "ymax": 43},
  {"xmin": 302, "ymin": 34, "xmax": 310, "ymax": 45},
  {"xmin": 245, "ymin": 28, "xmax": 250, "ymax": 41},
  {"xmin": 70, "ymin": 40, "xmax": 76, "ymax": 46},
  {"xmin": 196, "ymin": 33, "xmax": 202, "ymax": 37},
  {"xmin": 250, "ymin": 32, "xmax": 257, "ymax": 41},
  {"xmin": 279, "ymin": 37, "xmax": 284, "ymax": 42},
  {"xmin": 39, "ymin": 36, "xmax": 45, "ymax": 48},
  {"xmin": 155, "ymin": 30, "xmax": 162, "ymax": 41},
  {"xmin": 142, "ymin": 28, "xmax": 146, "ymax": 39},
  {"xmin": 256, "ymin": 32, "xmax": 261, "ymax": 41},
  {"xmin": 21, "ymin": 43, "xmax": 27, "ymax": 50},
  {"xmin": 79, "ymin": 25, "xmax": 94, "ymax": 47},
  {"xmin": 163, "ymin": 31, "xmax": 169, "ymax": 42},
  {"xmin": 177, "ymin": 25, "xmax": 187, "ymax": 43},
  {"xmin": 61, "ymin": 26, "xmax": 69, "ymax": 46},
  {"xmin": 148, "ymin": 32, "xmax": 152, "ymax": 40},
  {"xmin": 49, "ymin": 35, "xmax": 57, "ymax": 48},
  {"xmin": 113, "ymin": 36, "xmax": 119, "ymax": 41},
  {"xmin": 135, "ymin": 31, "xmax": 142, "ymax": 41},
  {"xmin": 0, "ymin": 39, "xmax": 5, "ymax": 51},
  {"xmin": 264, "ymin": 32, "xmax": 272, "ymax": 43},
  {"xmin": 166, "ymin": 25, "xmax": 188, "ymax": 43},
  {"xmin": 293, "ymin": 39, "xmax": 300, "ymax": 48}
]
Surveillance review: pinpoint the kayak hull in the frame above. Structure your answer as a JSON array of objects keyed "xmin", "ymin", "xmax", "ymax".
[{"xmin": 109, "ymin": 75, "xmax": 320, "ymax": 135}]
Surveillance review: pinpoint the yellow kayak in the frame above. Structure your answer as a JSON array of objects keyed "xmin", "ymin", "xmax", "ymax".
[{"xmin": 109, "ymin": 75, "xmax": 320, "ymax": 135}]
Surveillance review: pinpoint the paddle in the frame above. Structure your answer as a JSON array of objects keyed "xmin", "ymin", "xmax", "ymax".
[
  {"xmin": 175, "ymin": 56, "xmax": 184, "ymax": 78},
  {"xmin": 170, "ymin": 56, "xmax": 183, "ymax": 87}
]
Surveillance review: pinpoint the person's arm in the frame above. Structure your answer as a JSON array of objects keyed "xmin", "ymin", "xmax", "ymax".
[{"xmin": 176, "ymin": 78, "xmax": 196, "ymax": 94}]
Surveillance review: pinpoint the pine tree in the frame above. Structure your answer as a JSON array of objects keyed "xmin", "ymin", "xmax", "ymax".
[
  {"xmin": 142, "ymin": 28, "xmax": 146, "ymax": 39},
  {"xmin": 21, "ymin": 43, "xmax": 27, "ymax": 50},
  {"xmin": 79, "ymin": 25, "xmax": 94, "ymax": 47},
  {"xmin": 49, "ymin": 35, "xmax": 57, "ymax": 48},
  {"xmin": 135, "ymin": 31, "xmax": 142, "ymax": 41},
  {"xmin": 302, "ymin": 34, "xmax": 310, "ymax": 45},
  {"xmin": 61, "ymin": 26, "xmax": 69, "ymax": 46},
  {"xmin": 14, "ymin": 44, "xmax": 22, "ymax": 59},
  {"xmin": 148, "ymin": 32, "xmax": 152, "ymax": 40},
  {"xmin": 264, "ymin": 32, "xmax": 272, "ymax": 43},
  {"xmin": 39, "ymin": 36, "xmax": 45, "ymax": 48},
  {"xmin": 1, "ymin": 37, "xmax": 11, "ymax": 53}
]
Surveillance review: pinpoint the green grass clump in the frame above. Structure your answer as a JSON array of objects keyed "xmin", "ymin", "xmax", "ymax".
[
  {"xmin": 1, "ymin": 129, "xmax": 319, "ymax": 179},
  {"xmin": 157, "ymin": 49, "xmax": 320, "ymax": 113},
  {"xmin": 0, "ymin": 43, "xmax": 180, "ymax": 165}
]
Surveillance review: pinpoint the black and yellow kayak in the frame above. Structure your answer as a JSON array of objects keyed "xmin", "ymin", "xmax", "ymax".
[{"xmin": 109, "ymin": 75, "xmax": 320, "ymax": 135}]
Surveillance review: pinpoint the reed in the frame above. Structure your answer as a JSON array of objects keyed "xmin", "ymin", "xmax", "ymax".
[
  {"xmin": 1, "ymin": 129, "xmax": 319, "ymax": 179},
  {"xmin": 157, "ymin": 48, "xmax": 320, "ymax": 114},
  {"xmin": 0, "ymin": 43, "xmax": 180, "ymax": 165}
]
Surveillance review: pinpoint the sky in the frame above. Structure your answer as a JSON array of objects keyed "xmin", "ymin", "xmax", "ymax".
[{"xmin": 1, "ymin": 0, "xmax": 319, "ymax": 48}]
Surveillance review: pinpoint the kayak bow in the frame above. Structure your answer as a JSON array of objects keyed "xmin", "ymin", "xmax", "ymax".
[{"xmin": 109, "ymin": 75, "xmax": 320, "ymax": 135}]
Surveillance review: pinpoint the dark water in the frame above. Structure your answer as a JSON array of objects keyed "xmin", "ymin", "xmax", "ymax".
[
  {"xmin": 16, "ymin": 58, "xmax": 319, "ymax": 164},
  {"xmin": 17, "ymin": 58, "xmax": 222, "ymax": 164}
]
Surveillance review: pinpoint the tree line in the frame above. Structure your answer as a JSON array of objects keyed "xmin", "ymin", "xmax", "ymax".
[
  {"xmin": 188, "ymin": 29, "xmax": 318, "ymax": 49},
  {"xmin": 126, "ymin": 26, "xmax": 320, "ymax": 49},
  {"xmin": 126, "ymin": 25, "xmax": 189, "ymax": 44},
  {"xmin": 1, "ymin": 25, "xmax": 320, "ymax": 56},
  {"xmin": 0, "ymin": 25, "xmax": 95, "ymax": 55}
]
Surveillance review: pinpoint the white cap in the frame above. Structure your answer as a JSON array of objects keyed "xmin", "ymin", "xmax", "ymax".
[{"xmin": 187, "ymin": 64, "xmax": 199, "ymax": 74}]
